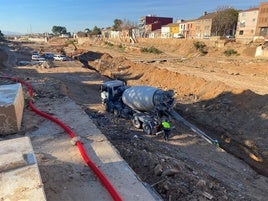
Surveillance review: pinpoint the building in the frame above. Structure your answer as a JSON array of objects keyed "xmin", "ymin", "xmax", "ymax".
[
  {"xmin": 194, "ymin": 12, "xmax": 217, "ymax": 39},
  {"xmin": 178, "ymin": 20, "xmax": 186, "ymax": 35},
  {"xmin": 169, "ymin": 23, "xmax": 180, "ymax": 37},
  {"xmin": 256, "ymin": 2, "xmax": 268, "ymax": 39},
  {"xmin": 184, "ymin": 20, "xmax": 196, "ymax": 39},
  {"xmin": 161, "ymin": 24, "xmax": 171, "ymax": 38},
  {"xmin": 139, "ymin": 15, "xmax": 173, "ymax": 37},
  {"xmin": 177, "ymin": 19, "xmax": 196, "ymax": 39},
  {"xmin": 236, "ymin": 8, "xmax": 259, "ymax": 43},
  {"xmin": 161, "ymin": 23, "xmax": 179, "ymax": 38}
]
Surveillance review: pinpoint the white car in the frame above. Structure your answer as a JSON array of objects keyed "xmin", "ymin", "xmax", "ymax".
[
  {"xmin": 174, "ymin": 33, "xmax": 184, "ymax": 39},
  {"xmin": 32, "ymin": 54, "xmax": 45, "ymax": 61},
  {"xmin": 54, "ymin": 55, "xmax": 67, "ymax": 61}
]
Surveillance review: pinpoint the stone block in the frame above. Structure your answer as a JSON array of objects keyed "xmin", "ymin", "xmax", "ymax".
[
  {"xmin": 0, "ymin": 83, "xmax": 24, "ymax": 135},
  {"xmin": 0, "ymin": 136, "xmax": 46, "ymax": 201}
]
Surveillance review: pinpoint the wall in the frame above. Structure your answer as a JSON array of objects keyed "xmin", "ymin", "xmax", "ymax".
[
  {"xmin": 236, "ymin": 8, "xmax": 259, "ymax": 43},
  {"xmin": 255, "ymin": 45, "xmax": 268, "ymax": 58},
  {"xmin": 28, "ymin": 37, "xmax": 47, "ymax": 43}
]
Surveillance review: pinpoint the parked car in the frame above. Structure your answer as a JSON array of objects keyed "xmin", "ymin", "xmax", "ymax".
[
  {"xmin": 174, "ymin": 33, "xmax": 184, "ymax": 39},
  {"xmin": 203, "ymin": 34, "xmax": 210, "ymax": 39},
  {"xmin": 44, "ymin": 52, "xmax": 54, "ymax": 59},
  {"xmin": 226, "ymin": 35, "xmax": 235, "ymax": 39},
  {"xmin": 53, "ymin": 55, "xmax": 67, "ymax": 61},
  {"xmin": 32, "ymin": 51, "xmax": 39, "ymax": 55},
  {"xmin": 31, "ymin": 54, "xmax": 45, "ymax": 61}
]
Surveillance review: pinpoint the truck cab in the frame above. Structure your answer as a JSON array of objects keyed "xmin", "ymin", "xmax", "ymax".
[{"xmin": 100, "ymin": 80, "xmax": 127, "ymax": 112}]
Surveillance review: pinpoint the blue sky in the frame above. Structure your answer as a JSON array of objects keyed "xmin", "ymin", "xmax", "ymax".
[{"xmin": 0, "ymin": 0, "xmax": 264, "ymax": 34}]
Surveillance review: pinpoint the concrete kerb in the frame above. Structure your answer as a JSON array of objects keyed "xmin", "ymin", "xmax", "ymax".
[{"xmin": 25, "ymin": 96, "xmax": 162, "ymax": 201}]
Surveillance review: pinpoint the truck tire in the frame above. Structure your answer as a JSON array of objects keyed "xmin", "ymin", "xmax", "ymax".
[
  {"xmin": 132, "ymin": 118, "xmax": 142, "ymax": 129},
  {"xmin": 142, "ymin": 122, "xmax": 152, "ymax": 135},
  {"xmin": 113, "ymin": 108, "xmax": 120, "ymax": 117}
]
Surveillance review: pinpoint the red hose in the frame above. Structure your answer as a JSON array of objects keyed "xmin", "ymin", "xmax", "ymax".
[{"xmin": 1, "ymin": 76, "xmax": 123, "ymax": 201}]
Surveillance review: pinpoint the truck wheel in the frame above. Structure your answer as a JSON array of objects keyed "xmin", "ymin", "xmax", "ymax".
[
  {"xmin": 132, "ymin": 118, "xmax": 141, "ymax": 129},
  {"xmin": 113, "ymin": 108, "xmax": 120, "ymax": 117},
  {"xmin": 142, "ymin": 122, "xmax": 152, "ymax": 135}
]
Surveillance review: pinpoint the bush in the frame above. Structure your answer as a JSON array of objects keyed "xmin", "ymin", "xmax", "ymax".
[
  {"xmin": 141, "ymin": 46, "xmax": 163, "ymax": 54},
  {"xmin": 104, "ymin": 41, "xmax": 114, "ymax": 47},
  {"xmin": 193, "ymin": 41, "xmax": 208, "ymax": 55},
  {"xmin": 118, "ymin": 44, "xmax": 126, "ymax": 51},
  {"xmin": 224, "ymin": 49, "xmax": 239, "ymax": 56}
]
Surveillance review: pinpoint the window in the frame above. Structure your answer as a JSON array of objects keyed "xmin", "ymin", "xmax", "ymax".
[
  {"xmin": 240, "ymin": 21, "xmax": 245, "ymax": 27},
  {"xmin": 239, "ymin": 30, "xmax": 244, "ymax": 35}
]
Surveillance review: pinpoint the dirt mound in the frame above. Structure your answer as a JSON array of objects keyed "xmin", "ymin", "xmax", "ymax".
[
  {"xmin": 85, "ymin": 51, "xmax": 268, "ymax": 177},
  {"xmin": 89, "ymin": 52, "xmax": 236, "ymax": 100},
  {"xmin": 180, "ymin": 90, "xmax": 268, "ymax": 176}
]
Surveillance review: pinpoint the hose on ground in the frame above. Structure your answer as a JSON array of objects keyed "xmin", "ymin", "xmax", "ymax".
[{"xmin": 0, "ymin": 76, "xmax": 123, "ymax": 201}]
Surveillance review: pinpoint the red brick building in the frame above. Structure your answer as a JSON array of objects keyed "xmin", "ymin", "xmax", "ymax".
[{"xmin": 139, "ymin": 16, "xmax": 173, "ymax": 37}]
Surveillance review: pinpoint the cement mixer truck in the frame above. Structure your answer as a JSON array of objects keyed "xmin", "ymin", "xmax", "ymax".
[
  {"xmin": 100, "ymin": 80, "xmax": 219, "ymax": 146},
  {"xmin": 100, "ymin": 80, "xmax": 175, "ymax": 135}
]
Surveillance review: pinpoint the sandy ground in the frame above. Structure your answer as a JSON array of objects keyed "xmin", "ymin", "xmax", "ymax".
[{"xmin": 0, "ymin": 38, "xmax": 268, "ymax": 201}]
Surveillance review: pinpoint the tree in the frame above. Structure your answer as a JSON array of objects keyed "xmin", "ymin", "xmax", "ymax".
[
  {"xmin": 112, "ymin": 19, "xmax": 123, "ymax": 31},
  {"xmin": 212, "ymin": 8, "xmax": 239, "ymax": 36},
  {"xmin": 92, "ymin": 26, "xmax": 101, "ymax": 35},
  {"xmin": 0, "ymin": 30, "xmax": 4, "ymax": 41},
  {"xmin": 84, "ymin": 28, "xmax": 91, "ymax": 34},
  {"xmin": 121, "ymin": 18, "xmax": 137, "ymax": 29},
  {"xmin": 52, "ymin": 26, "xmax": 67, "ymax": 35}
]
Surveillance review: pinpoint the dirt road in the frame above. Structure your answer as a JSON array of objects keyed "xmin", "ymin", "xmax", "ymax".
[{"xmin": 1, "ymin": 39, "xmax": 268, "ymax": 201}]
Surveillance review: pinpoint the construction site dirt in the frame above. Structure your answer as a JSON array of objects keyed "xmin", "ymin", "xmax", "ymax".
[{"xmin": 0, "ymin": 37, "xmax": 268, "ymax": 201}]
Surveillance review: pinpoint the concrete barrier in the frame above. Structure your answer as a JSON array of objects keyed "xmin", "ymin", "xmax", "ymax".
[
  {"xmin": 0, "ymin": 83, "xmax": 24, "ymax": 135},
  {"xmin": 255, "ymin": 46, "xmax": 268, "ymax": 58}
]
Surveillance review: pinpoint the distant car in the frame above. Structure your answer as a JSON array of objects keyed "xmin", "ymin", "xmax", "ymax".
[
  {"xmin": 32, "ymin": 51, "xmax": 39, "ymax": 55},
  {"xmin": 174, "ymin": 33, "xmax": 184, "ymax": 39},
  {"xmin": 31, "ymin": 54, "xmax": 45, "ymax": 61},
  {"xmin": 44, "ymin": 52, "xmax": 54, "ymax": 59},
  {"xmin": 226, "ymin": 35, "xmax": 235, "ymax": 39},
  {"xmin": 203, "ymin": 34, "xmax": 210, "ymax": 39},
  {"xmin": 54, "ymin": 55, "xmax": 67, "ymax": 61}
]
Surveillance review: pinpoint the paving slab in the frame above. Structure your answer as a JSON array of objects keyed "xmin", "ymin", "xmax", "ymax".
[{"xmin": 0, "ymin": 136, "xmax": 46, "ymax": 201}]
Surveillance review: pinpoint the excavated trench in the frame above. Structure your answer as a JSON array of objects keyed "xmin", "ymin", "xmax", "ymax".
[{"xmin": 77, "ymin": 51, "xmax": 268, "ymax": 177}]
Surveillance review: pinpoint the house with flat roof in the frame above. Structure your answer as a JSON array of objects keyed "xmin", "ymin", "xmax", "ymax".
[{"xmin": 236, "ymin": 8, "xmax": 259, "ymax": 43}]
